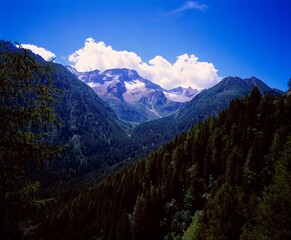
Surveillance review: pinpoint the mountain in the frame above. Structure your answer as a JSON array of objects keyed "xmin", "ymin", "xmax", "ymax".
[
  {"xmin": 67, "ymin": 67, "xmax": 198, "ymax": 122},
  {"xmin": 4, "ymin": 40, "xmax": 290, "ymax": 240},
  {"xmin": 45, "ymin": 62, "xmax": 286, "ymax": 180},
  {"xmin": 48, "ymin": 65, "xmax": 145, "ymax": 180},
  {"xmin": 131, "ymin": 76, "xmax": 283, "ymax": 154},
  {"xmin": 174, "ymin": 76, "xmax": 283, "ymax": 121},
  {"xmin": 39, "ymin": 86, "xmax": 291, "ymax": 240},
  {"xmin": 0, "ymin": 42, "xmax": 144, "ymax": 181}
]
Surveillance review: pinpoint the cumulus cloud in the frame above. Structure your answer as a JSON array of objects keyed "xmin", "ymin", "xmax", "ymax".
[
  {"xmin": 140, "ymin": 54, "xmax": 219, "ymax": 90},
  {"xmin": 167, "ymin": 1, "xmax": 208, "ymax": 15},
  {"xmin": 68, "ymin": 38, "xmax": 220, "ymax": 90},
  {"xmin": 20, "ymin": 44, "xmax": 56, "ymax": 61},
  {"xmin": 69, "ymin": 37, "xmax": 142, "ymax": 72}
]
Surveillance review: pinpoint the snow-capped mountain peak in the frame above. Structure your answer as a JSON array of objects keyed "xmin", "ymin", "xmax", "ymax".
[
  {"xmin": 124, "ymin": 80, "xmax": 146, "ymax": 91},
  {"xmin": 66, "ymin": 66, "xmax": 198, "ymax": 122},
  {"xmin": 103, "ymin": 68, "xmax": 140, "ymax": 81}
]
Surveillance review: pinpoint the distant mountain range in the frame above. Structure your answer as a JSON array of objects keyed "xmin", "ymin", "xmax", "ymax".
[{"xmin": 67, "ymin": 66, "xmax": 198, "ymax": 122}]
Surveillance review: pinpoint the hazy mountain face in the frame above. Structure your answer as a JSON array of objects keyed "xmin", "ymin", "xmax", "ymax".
[{"xmin": 67, "ymin": 67, "xmax": 198, "ymax": 122}]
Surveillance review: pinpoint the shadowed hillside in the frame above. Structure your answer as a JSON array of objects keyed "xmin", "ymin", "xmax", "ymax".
[{"xmin": 38, "ymin": 88, "xmax": 291, "ymax": 240}]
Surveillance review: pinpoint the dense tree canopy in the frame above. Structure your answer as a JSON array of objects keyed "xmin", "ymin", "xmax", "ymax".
[
  {"xmin": 0, "ymin": 41, "xmax": 62, "ymax": 239},
  {"xmin": 38, "ymin": 87, "xmax": 291, "ymax": 239},
  {"xmin": 1, "ymin": 41, "xmax": 290, "ymax": 240}
]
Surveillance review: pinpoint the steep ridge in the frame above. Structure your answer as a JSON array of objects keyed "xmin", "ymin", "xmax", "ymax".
[
  {"xmin": 131, "ymin": 76, "xmax": 283, "ymax": 154},
  {"xmin": 0, "ymin": 42, "xmax": 143, "ymax": 180},
  {"xmin": 49, "ymin": 65, "xmax": 143, "ymax": 180},
  {"xmin": 174, "ymin": 76, "xmax": 282, "ymax": 121}
]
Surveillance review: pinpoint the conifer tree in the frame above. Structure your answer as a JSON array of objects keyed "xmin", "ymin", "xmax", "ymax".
[
  {"xmin": 0, "ymin": 41, "xmax": 62, "ymax": 238},
  {"xmin": 246, "ymin": 138, "xmax": 291, "ymax": 240}
]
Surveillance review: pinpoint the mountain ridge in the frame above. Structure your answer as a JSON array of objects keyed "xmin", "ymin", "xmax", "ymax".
[
  {"xmin": 130, "ymin": 76, "xmax": 283, "ymax": 154},
  {"xmin": 67, "ymin": 66, "xmax": 198, "ymax": 122},
  {"xmin": 46, "ymin": 64, "xmax": 145, "ymax": 180},
  {"xmin": 2, "ymin": 40, "xmax": 284, "ymax": 181},
  {"xmin": 0, "ymin": 41, "xmax": 145, "ymax": 180}
]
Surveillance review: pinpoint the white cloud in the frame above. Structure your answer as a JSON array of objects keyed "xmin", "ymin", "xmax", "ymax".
[
  {"xmin": 20, "ymin": 44, "xmax": 56, "ymax": 61},
  {"xmin": 167, "ymin": 1, "xmax": 208, "ymax": 15},
  {"xmin": 139, "ymin": 54, "xmax": 219, "ymax": 89},
  {"xmin": 68, "ymin": 38, "xmax": 220, "ymax": 90},
  {"xmin": 69, "ymin": 38, "xmax": 142, "ymax": 72}
]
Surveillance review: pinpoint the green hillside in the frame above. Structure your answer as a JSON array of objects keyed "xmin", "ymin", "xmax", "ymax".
[
  {"xmin": 38, "ymin": 88, "xmax": 291, "ymax": 240},
  {"xmin": 131, "ymin": 76, "xmax": 283, "ymax": 156}
]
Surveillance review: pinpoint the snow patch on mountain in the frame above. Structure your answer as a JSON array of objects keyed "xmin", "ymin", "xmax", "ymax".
[
  {"xmin": 124, "ymin": 80, "xmax": 146, "ymax": 91},
  {"xmin": 167, "ymin": 87, "xmax": 199, "ymax": 102},
  {"xmin": 164, "ymin": 88, "xmax": 199, "ymax": 102},
  {"xmin": 123, "ymin": 80, "xmax": 152, "ymax": 104},
  {"xmin": 67, "ymin": 66, "xmax": 198, "ymax": 103},
  {"xmin": 88, "ymin": 82, "xmax": 100, "ymax": 88}
]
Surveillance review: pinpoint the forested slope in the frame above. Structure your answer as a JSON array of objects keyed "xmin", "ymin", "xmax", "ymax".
[
  {"xmin": 47, "ymin": 63, "xmax": 142, "ymax": 181},
  {"xmin": 39, "ymin": 88, "xmax": 291, "ymax": 240},
  {"xmin": 131, "ymin": 77, "xmax": 283, "ymax": 155}
]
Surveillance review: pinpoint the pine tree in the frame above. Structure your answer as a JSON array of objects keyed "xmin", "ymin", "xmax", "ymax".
[
  {"xmin": 0, "ymin": 41, "xmax": 62, "ymax": 238},
  {"xmin": 246, "ymin": 137, "xmax": 291, "ymax": 239}
]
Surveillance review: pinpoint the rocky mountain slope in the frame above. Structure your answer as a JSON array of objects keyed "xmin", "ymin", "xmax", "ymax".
[{"xmin": 67, "ymin": 67, "xmax": 198, "ymax": 122}]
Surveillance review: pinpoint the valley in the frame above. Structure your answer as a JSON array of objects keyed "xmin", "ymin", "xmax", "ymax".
[
  {"xmin": 2, "ymin": 0, "xmax": 290, "ymax": 239},
  {"xmin": 54, "ymin": 60, "xmax": 284, "ymax": 181},
  {"xmin": 0, "ymin": 40, "xmax": 289, "ymax": 240}
]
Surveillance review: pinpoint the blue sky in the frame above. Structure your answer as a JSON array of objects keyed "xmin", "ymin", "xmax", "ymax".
[{"xmin": 1, "ymin": 0, "xmax": 290, "ymax": 90}]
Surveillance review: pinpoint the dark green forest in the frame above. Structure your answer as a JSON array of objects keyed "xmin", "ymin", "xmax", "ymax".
[
  {"xmin": 39, "ymin": 88, "xmax": 291, "ymax": 239},
  {"xmin": 1, "ymin": 41, "xmax": 290, "ymax": 240},
  {"xmin": 0, "ymin": 42, "xmax": 63, "ymax": 239}
]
